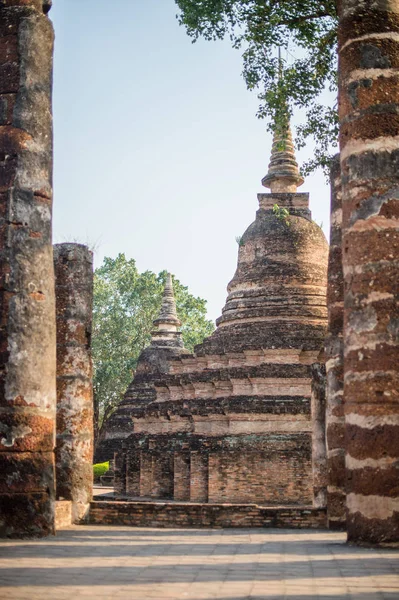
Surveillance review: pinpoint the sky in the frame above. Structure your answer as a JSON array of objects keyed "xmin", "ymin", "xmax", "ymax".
[{"xmin": 51, "ymin": 0, "xmax": 333, "ymax": 323}]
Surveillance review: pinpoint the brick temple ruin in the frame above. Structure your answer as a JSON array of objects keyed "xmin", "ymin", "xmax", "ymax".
[
  {"xmin": 0, "ymin": 0, "xmax": 398, "ymax": 546},
  {"xmin": 98, "ymin": 123, "xmax": 330, "ymax": 509}
]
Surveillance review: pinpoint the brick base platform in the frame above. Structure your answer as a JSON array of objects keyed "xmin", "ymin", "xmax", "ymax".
[{"xmin": 89, "ymin": 500, "xmax": 327, "ymax": 529}]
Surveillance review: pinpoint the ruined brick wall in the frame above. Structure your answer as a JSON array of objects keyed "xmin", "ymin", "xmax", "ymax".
[
  {"xmin": 117, "ymin": 433, "xmax": 313, "ymax": 506},
  {"xmin": 54, "ymin": 243, "xmax": 93, "ymax": 523},
  {"xmin": 89, "ymin": 500, "xmax": 327, "ymax": 529},
  {"xmin": 339, "ymin": 0, "xmax": 399, "ymax": 545},
  {"xmin": 208, "ymin": 448, "xmax": 313, "ymax": 505},
  {"xmin": 0, "ymin": 0, "xmax": 55, "ymax": 538}
]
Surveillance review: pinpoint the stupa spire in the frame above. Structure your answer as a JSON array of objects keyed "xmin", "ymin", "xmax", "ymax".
[
  {"xmin": 151, "ymin": 273, "xmax": 183, "ymax": 348},
  {"xmin": 261, "ymin": 116, "xmax": 304, "ymax": 193},
  {"xmin": 261, "ymin": 52, "xmax": 304, "ymax": 193}
]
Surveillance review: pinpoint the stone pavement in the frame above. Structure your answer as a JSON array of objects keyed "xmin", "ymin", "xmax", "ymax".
[{"xmin": 0, "ymin": 526, "xmax": 398, "ymax": 600}]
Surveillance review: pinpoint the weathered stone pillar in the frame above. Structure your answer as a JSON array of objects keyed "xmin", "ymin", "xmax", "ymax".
[
  {"xmin": 54, "ymin": 244, "xmax": 93, "ymax": 523},
  {"xmin": 339, "ymin": 0, "xmax": 399, "ymax": 545},
  {"xmin": 325, "ymin": 155, "xmax": 346, "ymax": 530},
  {"xmin": 311, "ymin": 362, "xmax": 327, "ymax": 508},
  {"xmin": 0, "ymin": 0, "xmax": 55, "ymax": 538},
  {"xmin": 54, "ymin": 244, "xmax": 93, "ymax": 522}
]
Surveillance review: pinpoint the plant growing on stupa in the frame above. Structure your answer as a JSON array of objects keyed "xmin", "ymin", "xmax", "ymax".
[{"xmin": 273, "ymin": 203, "xmax": 290, "ymax": 227}]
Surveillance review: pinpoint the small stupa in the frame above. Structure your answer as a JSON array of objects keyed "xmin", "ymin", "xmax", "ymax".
[
  {"xmin": 151, "ymin": 273, "xmax": 183, "ymax": 348},
  {"xmin": 96, "ymin": 274, "xmax": 188, "ymax": 462}
]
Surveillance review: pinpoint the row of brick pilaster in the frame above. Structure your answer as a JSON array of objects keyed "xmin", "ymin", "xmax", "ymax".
[{"xmin": 117, "ymin": 450, "xmax": 209, "ymax": 502}]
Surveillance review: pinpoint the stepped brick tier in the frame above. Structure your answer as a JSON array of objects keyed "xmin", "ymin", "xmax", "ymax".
[
  {"xmin": 54, "ymin": 244, "xmax": 94, "ymax": 523},
  {"xmin": 89, "ymin": 500, "xmax": 327, "ymax": 529},
  {"xmin": 325, "ymin": 155, "xmax": 346, "ymax": 530},
  {"xmin": 100, "ymin": 137, "xmax": 329, "ymax": 508},
  {"xmin": 339, "ymin": 0, "xmax": 399, "ymax": 546},
  {"xmin": 0, "ymin": 0, "xmax": 56, "ymax": 538}
]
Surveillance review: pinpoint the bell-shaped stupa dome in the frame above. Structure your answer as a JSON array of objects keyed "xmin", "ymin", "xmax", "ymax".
[{"xmin": 200, "ymin": 116, "xmax": 328, "ymax": 356}]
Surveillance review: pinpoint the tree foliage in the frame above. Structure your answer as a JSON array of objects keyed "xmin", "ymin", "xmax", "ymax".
[
  {"xmin": 175, "ymin": 0, "xmax": 339, "ymax": 173},
  {"xmin": 92, "ymin": 254, "xmax": 214, "ymax": 437}
]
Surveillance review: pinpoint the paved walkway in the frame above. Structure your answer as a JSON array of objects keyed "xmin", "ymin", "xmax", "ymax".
[{"xmin": 0, "ymin": 526, "xmax": 398, "ymax": 599}]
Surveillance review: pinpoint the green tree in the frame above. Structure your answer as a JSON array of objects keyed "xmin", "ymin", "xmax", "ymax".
[
  {"xmin": 92, "ymin": 254, "xmax": 214, "ymax": 439},
  {"xmin": 175, "ymin": 0, "xmax": 339, "ymax": 173}
]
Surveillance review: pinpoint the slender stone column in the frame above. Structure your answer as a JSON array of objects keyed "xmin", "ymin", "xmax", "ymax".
[
  {"xmin": 311, "ymin": 362, "xmax": 327, "ymax": 508},
  {"xmin": 0, "ymin": 0, "xmax": 55, "ymax": 538},
  {"xmin": 54, "ymin": 244, "xmax": 93, "ymax": 523},
  {"xmin": 339, "ymin": 0, "xmax": 399, "ymax": 545},
  {"xmin": 325, "ymin": 155, "xmax": 346, "ymax": 530}
]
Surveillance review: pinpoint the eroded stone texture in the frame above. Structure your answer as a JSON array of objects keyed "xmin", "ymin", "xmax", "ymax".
[
  {"xmin": 54, "ymin": 243, "xmax": 93, "ymax": 523},
  {"xmin": 104, "ymin": 133, "xmax": 329, "ymax": 506},
  {"xmin": 311, "ymin": 362, "xmax": 327, "ymax": 509},
  {"xmin": 0, "ymin": 0, "xmax": 55, "ymax": 538},
  {"xmin": 325, "ymin": 155, "xmax": 346, "ymax": 530},
  {"xmin": 339, "ymin": 0, "xmax": 399, "ymax": 545}
]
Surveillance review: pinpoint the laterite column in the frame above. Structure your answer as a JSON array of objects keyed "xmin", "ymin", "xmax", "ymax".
[
  {"xmin": 339, "ymin": 0, "xmax": 399, "ymax": 545},
  {"xmin": 325, "ymin": 155, "xmax": 346, "ymax": 530},
  {"xmin": 0, "ymin": 0, "xmax": 55, "ymax": 537},
  {"xmin": 311, "ymin": 362, "xmax": 327, "ymax": 509},
  {"xmin": 54, "ymin": 244, "xmax": 93, "ymax": 523}
]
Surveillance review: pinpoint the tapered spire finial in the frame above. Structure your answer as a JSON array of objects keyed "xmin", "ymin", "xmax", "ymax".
[
  {"xmin": 151, "ymin": 273, "xmax": 183, "ymax": 348},
  {"xmin": 153, "ymin": 273, "xmax": 181, "ymax": 327},
  {"xmin": 261, "ymin": 117, "xmax": 304, "ymax": 193},
  {"xmin": 262, "ymin": 53, "xmax": 304, "ymax": 193}
]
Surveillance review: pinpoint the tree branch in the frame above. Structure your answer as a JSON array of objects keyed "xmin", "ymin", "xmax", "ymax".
[{"xmin": 277, "ymin": 11, "xmax": 333, "ymax": 27}]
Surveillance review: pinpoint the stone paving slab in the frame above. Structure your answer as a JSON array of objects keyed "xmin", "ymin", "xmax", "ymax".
[{"xmin": 0, "ymin": 526, "xmax": 398, "ymax": 600}]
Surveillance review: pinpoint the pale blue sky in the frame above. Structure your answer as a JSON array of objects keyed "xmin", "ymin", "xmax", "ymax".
[{"xmin": 51, "ymin": 0, "xmax": 332, "ymax": 322}]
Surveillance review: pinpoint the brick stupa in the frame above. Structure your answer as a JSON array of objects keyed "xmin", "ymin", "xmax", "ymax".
[{"xmin": 99, "ymin": 126, "xmax": 329, "ymax": 505}]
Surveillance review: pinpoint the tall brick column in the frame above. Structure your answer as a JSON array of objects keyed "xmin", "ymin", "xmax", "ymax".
[
  {"xmin": 311, "ymin": 362, "xmax": 327, "ymax": 509},
  {"xmin": 339, "ymin": 0, "xmax": 399, "ymax": 545},
  {"xmin": 54, "ymin": 244, "xmax": 93, "ymax": 523},
  {"xmin": 0, "ymin": 0, "xmax": 55, "ymax": 538},
  {"xmin": 325, "ymin": 155, "xmax": 346, "ymax": 530}
]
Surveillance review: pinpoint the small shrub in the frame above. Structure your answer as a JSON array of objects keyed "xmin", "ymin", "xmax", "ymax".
[
  {"xmin": 273, "ymin": 203, "xmax": 290, "ymax": 227},
  {"xmin": 93, "ymin": 461, "xmax": 109, "ymax": 479}
]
